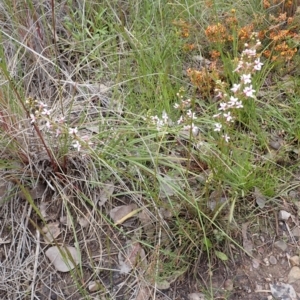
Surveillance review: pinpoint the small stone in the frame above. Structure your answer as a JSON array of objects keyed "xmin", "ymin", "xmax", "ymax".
[
  {"xmin": 224, "ymin": 279, "xmax": 234, "ymax": 291},
  {"xmin": 269, "ymin": 255, "xmax": 277, "ymax": 265},
  {"xmin": 289, "ymin": 256, "xmax": 300, "ymax": 266},
  {"xmin": 292, "ymin": 227, "xmax": 300, "ymax": 237},
  {"xmin": 269, "ymin": 140, "xmax": 281, "ymax": 150},
  {"xmin": 263, "ymin": 257, "xmax": 270, "ymax": 266},
  {"xmin": 288, "ymin": 266, "xmax": 300, "ymax": 283},
  {"xmin": 274, "ymin": 240, "xmax": 288, "ymax": 252},
  {"xmin": 88, "ymin": 281, "xmax": 101, "ymax": 292},
  {"xmin": 252, "ymin": 258, "xmax": 260, "ymax": 269},
  {"xmin": 188, "ymin": 293, "xmax": 205, "ymax": 300},
  {"xmin": 278, "ymin": 210, "xmax": 291, "ymax": 221}
]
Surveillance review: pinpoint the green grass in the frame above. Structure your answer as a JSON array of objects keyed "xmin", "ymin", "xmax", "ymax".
[{"xmin": 0, "ymin": 0, "xmax": 300, "ymax": 299}]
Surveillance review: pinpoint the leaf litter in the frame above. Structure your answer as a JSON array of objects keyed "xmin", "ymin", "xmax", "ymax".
[{"xmin": 45, "ymin": 246, "xmax": 80, "ymax": 272}]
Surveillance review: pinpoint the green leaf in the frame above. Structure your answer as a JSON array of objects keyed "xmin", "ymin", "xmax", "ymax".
[
  {"xmin": 215, "ymin": 250, "xmax": 228, "ymax": 261},
  {"xmin": 203, "ymin": 237, "xmax": 212, "ymax": 251}
]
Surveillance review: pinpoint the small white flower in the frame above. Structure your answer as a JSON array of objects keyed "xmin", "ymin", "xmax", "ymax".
[
  {"xmin": 241, "ymin": 74, "xmax": 252, "ymax": 84},
  {"xmin": 192, "ymin": 125, "xmax": 199, "ymax": 136},
  {"xmin": 56, "ymin": 116, "xmax": 65, "ymax": 124},
  {"xmin": 30, "ymin": 114, "xmax": 36, "ymax": 124},
  {"xmin": 72, "ymin": 140, "xmax": 81, "ymax": 151},
  {"xmin": 213, "ymin": 113, "xmax": 221, "ymax": 118},
  {"xmin": 235, "ymin": 101, "xmax": 243, "ymax": 109},
  {"xmin": 234, "ymin": 61, "xmax": 243, "ymax": 73},
  {"xmin": 162, "ymin": 110, "xmax": 168, "ymax": 124},
  {"xmin": 45, "ymin": 121, "xmax": 51, "ymax": 130},
  {"xmin": 38, "ymin": 102, "xmax": 47, "ymax": 109},
  {"xmin": 228, "ymin": 96, "xmax": 238, "ymax": 107},
  {"xmin": 242, "ymin": 48, "xmax": 256, "ymax": 57},
  {"xmin": 69, "ymin": 127, "xmax": 78, "ymax": 135},
  {"xmin": 173, "ymin": 103, "xmax": 180, "ymax": 109},
  {"xmin": 254, "ymin": 58, "xmax": 263, "ymax": 71},
  {"xmin": 223, "ymin": 111, "xmax": 234, "ymax": 122},
  {"xmin": 230, "ymin": 84, "xmax": 240, "ymax": 93},
  {"xmin": 177, "ymin": 115, "xmax": 184, "ymax": 124},
  {"xmin": 219, "ymin": 102, "xmax": 228, "ymax": 111},
  {"xmin": 222, "ymin": 134, "xmax": 230, "ymax": 142},
  {"xmin": 215, "ymin": 91, "xmax": 223, "ymax": 98},
  {"xmin": 214, "ymin": 123, "xmax": 222, "ymax": 132},
  {"xmin": 243, "ymin": 85, "xmax": 255, "ymax": 98},
  {"xmin": 55, "ymin": 128, "xmax": 61, "ymax": 137},
  {"xmin": 42, "ymin": 108, "xmax": 51, "ymax": 116},
  {"xmin": 187, "ymin": 109, "xmax": 197, "ymax": 119}
]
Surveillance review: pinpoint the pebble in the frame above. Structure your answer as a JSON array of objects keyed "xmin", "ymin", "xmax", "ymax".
[
  {"xmin": 269, "ymin": 140, "xmax": 281, "ymax": 150},
  {"xmin": 288, "ymin": 266, "xmax": 300, "ymax": 283},
  {"xmin": 274, "ymin": 240, "xmax": 288, "ymax": 252},
  {"xmin": 289, "ymin": 255, "xmax": 300, "ymax": 266},
  {"xmin": 269, "ymin": 255, "xmax": 277, "ymax": 265},
  {"xmin": 292, "ymin": 227, "xmax": 300, "ymax": 237},
  {"xmin": 188, "ymin": 293, "xmax": 205, "ymax": 300},
  {"xmin": 263, "ymin": 257, "xmax": 270, "ymax": 266},
  {"xmin": 224, "ymin": 279, "xmax": 234, "ymax": 291},
  {"xmin": 278, "ymin": 210, "xmax": 291, "ymax": 221},
  {"xmin": 88, "ymin": 281, "xmax": 101, "ymax": 292}
]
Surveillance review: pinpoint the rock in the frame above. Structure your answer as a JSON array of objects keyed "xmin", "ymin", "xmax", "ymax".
[
  {"xmin": 288, "ymin": 266, "xmax": 300, "ymax": 283},
  {"xmin": 289, "ymin": 256, "xmax": 300, "ymax": 266},
  {"xmin": 292, "ymin": 227, "xmax": 300, "ymax": 237},
  {"xmin": 88, "ymin": 281, "xmax": 101, "ymax": 292},
  {"xmin": 252, "ymin": 258, "xmax": 260, "ymax": 269},
  {"xmin": 269, "ymin": 140, "xmax": 281, "ymax": 150},
  {"xmin": 188, "ymin": 293, "xmax": 205, "ymax": 300},
  {"xmin": 224, "ymin": 279, "xmax": 234, "ymax": 291},
  {"xmin": 274, "ymin": 240, "xmax": 288, "ymax": 252},
  {"xmin": 278, "ymin": 210, "xmax": 291, "ymax": 221},
  {"xmin": 269, "ymin": 255, "xmax": 277, "ymax": 265}
]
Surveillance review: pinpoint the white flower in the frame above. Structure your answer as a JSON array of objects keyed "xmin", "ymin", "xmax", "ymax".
[
  {"xmin": 214, "ymin": 123, "xmax": 222, "ymax": 132},
  {"xmin": 45, "ymin": 121, "xmax": 51, "ymax": 130},
  {"xmin": 223, "ymin": 111, "xmax": 234, "ymax": 122},
  {"xmin": 55, "ymin": 128, "xmax": 61, "ymax": 137},
  {"xmin": 219, "ymin": 102, "xmax": 228, "ymax": 111},
  {"xmin": 228, "ymin": 96, "xmax": 238, "ymax": 107},
  {"xmin": 187, "ymin": 109, "xmax": 197, "ymax": 119},
  {"xmin": 192, "ymin": 125, "xmax": 199, "ymax": 136},
  {"xmin": 69, "ymin": 127, "xmax": 78, "ymax": 135},
  {"xmin": 241, "ymin": 74, "xmax": 252, "ymax": 84},
  {"xmin": 30, "ymin": 114, "xmax": 36, "ymax": 124},
  {"xmin": 72, "ymin": 140, "xmax": 81, "ymax": 151},
  {"xmin": 243, "ymin": 85, "xmax": 255, "ymax": 98},
  {"xmin": 234, "ymin": 61, "xmax": 243, "ymax": 73},
  {"xmin": 173, "ymin": 103, "xmax": 180, "ymax": 109},
  {"xmin": 183, "ymin": 123, "xmax": 199, "ymax": 136},
  {"xmin": 42, "ymin": 108, "xmax": 51, "ymax": 116},
  {"xmin": 230, "ymin": 84, "xmax": 240, "ymax": 93},
  {"xmin": 254, "ymin": 58, "xmax": 263, "ymax": 71},
  {"xmin": 216, "ymin": 91, "xmax": 223, "ymax": 98},
  {"xmin": 235, "ymin": 100, "xmax": 243, "ymax": 109},
  {"xmin": 213, "ymin": 113, "xmax": 221, "ymax": 118},
  {"xmin": 222, "ymin": 134, "xmax": 230, "ymax": 142},
  {"xmin": 242, "ymin": 48, "xmax": 256, "ymax": 57},
  {"xmin": 162, "ymin": 110, "xmax": 168, "ymax": 124},
  {"xmin": 38, "ymin": 102, "xmax": 47, "ymax": 109},
  {"xmin": 177, "ymin": 115, "xmax": 184, "ymax": 124}
]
